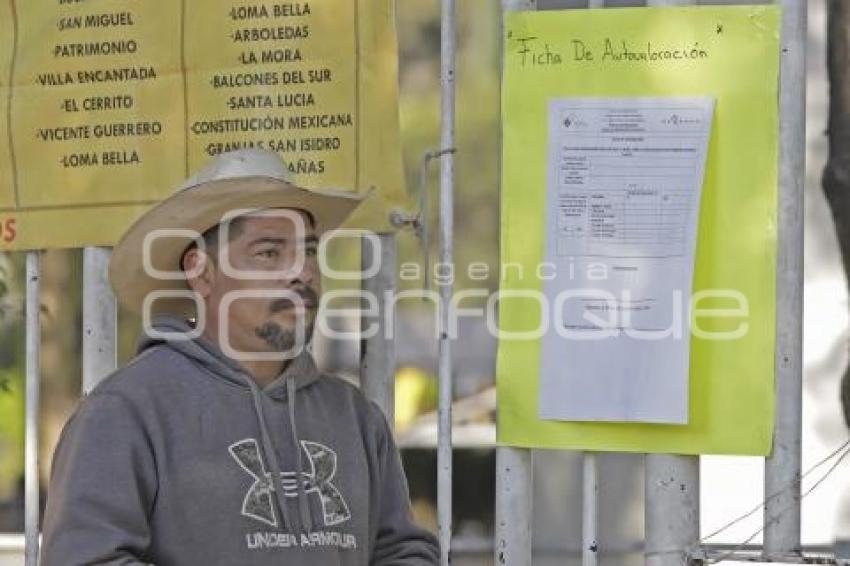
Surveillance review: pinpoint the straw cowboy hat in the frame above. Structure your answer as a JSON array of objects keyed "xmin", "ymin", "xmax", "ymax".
[{"xmin": 109, "ymin": 149, "xmax": 364, "ymax": 316}]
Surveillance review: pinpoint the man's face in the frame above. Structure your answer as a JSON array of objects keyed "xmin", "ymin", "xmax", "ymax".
[{"xmin": 187, "ymin": 209, "xmax": 320, "ymax": 359}]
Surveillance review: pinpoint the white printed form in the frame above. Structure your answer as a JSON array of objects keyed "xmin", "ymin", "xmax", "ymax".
[{"xmin": 538, "ymin": 97, "xmax": 714, "ymax": 424}]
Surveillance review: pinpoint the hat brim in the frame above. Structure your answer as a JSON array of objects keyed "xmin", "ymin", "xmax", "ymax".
[{"xmin": 109, "ymin": 176, "xmax": 363, "ymax": 315}]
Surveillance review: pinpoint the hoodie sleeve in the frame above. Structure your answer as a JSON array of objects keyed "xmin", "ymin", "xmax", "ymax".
[
  {"xmin": 42, "ymin": 391, "xmax": 157, "ymax": 566},
  {"xmin": 370, "ymin": 404, "xmax": 440, "ymax": 566}
]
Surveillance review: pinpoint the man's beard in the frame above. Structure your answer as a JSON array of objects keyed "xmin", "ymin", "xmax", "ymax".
[
  {"xmin": 254, "ymin": 320, "xmax": 315, "ymax": 354},
  {"xmin": 254, "ymin": 287, "xmax": 317, "ymax": 354}
]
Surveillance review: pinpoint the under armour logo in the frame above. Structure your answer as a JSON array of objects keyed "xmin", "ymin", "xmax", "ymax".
[{"xmin": 229, "ymin": 438, "xmax": 351, "ymax": 528}]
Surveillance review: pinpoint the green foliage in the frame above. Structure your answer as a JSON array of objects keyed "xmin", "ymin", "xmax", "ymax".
[
  {"xmin": 322, "ymin": 1, "xmax": 502, "ymax": 306},
  {"xmin": 0, "ymin": 369, "xmax": 24, "ymax": 499},
  {"xmin": 0, "ymin": 253, "xmax": 23, "ymax": 389},
  {"xmin": 396, "ymin": 0, "xmax": 502, "ymax": 302},
  {"xmin": 0, "ymin": 253, "xmax": 24, "ymax": 499}
]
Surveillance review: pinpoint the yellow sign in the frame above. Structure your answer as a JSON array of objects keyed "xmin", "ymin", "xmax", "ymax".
[
  {"xmin": 0, "ymin": 0, "xmax": 406, "ymax": 250},
  {"xmin": 499, "ymin": 5, "xmax": 780, "ymax": 455}
]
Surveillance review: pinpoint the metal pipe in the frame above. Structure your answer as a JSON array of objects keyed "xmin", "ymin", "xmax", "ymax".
[
  {"xmin": 641, "ymin": 0, "xmax": 700, "ymax": 561},
  {"xmin": 495, "ymin": 447, "xmax": 533, "ymax": 566},
  {"xmin": 645, "ymin": 455, "xmax": 700, "ymax": 566},
  {"xmin": 495, "ymin": 2, "xmax": 535, "ymax": 565},
  {"xmin": 417, "ymin": 148, "xmax": 454, "ymax": 296},
  {"xmin": 503, "ymin": 0, "xmax": 535, "ymax": 11},
  {"xmin": 700, "ymin": 544, "xmax": 836, "ymax": 564},
  {"xmin": 583, "ymin": 4, "xmax": 605, "ymax": 561},
  {"xmin": 24, "ymin": 251, "xmax": 40, "ymax": 566},
  {"xmin": 764, "ymin": 0, "xmax": 806, "ymax": 558},
  {"xmin": 582, "ymin": 453, "xmax": 599, "ymax": 566},
  {"xmin": 437, "ymin": 0, "xmax": 456, "ymax": 562},
  {"xmin": 83, "ymin": 247, "xmax": 117, "ymax": 394},
  {"xmin": 360, "ymin": 234, "xmax": 396, "ymax": 423},
  {"xmin": 418, "ymin": 154, "xmax": 433, "ymax": 295}
]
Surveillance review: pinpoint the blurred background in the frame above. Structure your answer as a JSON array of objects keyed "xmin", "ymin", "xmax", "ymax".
[{"xmin": 0, "ymin": 1, "xmax": 848, "ymax": 564}]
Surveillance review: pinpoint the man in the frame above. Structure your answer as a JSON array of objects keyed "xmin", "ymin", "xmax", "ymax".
[{"xmin": 41, "ymin": 149, "xmax": 439, "ymax": 565}]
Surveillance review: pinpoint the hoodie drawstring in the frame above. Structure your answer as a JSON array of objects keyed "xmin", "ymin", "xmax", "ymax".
[
  {"xmin": 247, "ymin": 380, "xmax": 298, "ymax": 533},
  {"xmin": 287, "ymin": 376, "xmax": 313, "ymax": 532},
  {"xmin": 141, "ymin": 317, "xmax": 321, "ymax": 535}
]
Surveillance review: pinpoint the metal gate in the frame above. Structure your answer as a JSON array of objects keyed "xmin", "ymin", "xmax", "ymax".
[{"xmin": 16, "ymin": 0, "xmax": 810, "ymax": 564}]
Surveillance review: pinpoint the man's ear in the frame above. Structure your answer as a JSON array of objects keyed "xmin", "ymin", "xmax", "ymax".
[{"xmin": 183, "ymin": 247, "xmax": 215, "ymax": 298}]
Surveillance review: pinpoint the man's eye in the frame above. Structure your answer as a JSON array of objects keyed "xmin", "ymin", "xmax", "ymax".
[{"xmin": 256, "ymin": 249, "xmax": 278, "ymax": 259}]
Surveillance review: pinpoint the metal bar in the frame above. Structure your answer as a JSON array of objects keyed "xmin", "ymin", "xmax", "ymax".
[
  {"xmin": 24, "ymin": 251, "xmax": 40, "ymax": 566},
  {"xmin": 583, "ymin": 5, "xmax": 605, "ymax": 561},
  {"xmin": 702, "ymin": 544, "xmax": 836, "ymax": 554},
  {"xmin": 645, "ymin": 455, "xmax": 700, "ymax": 566},
  {"xmin": 700, "ymin": 543, "xmax": 837, "ymax": 564},
  {"xmin": 503, "ymin": 0, "xmax": 535, "ymax": 11},
  {"xmin": 468, "ymin": 536, "xmax": 642, "ymax": 557},
  {"xmin": 701, "ymin": 550, "xmax": 834, "ymax": 565},
  {"xmin": 360, "ymin": 234, "xmax": 396, "ymax": 423},
  {"xmin": 496, "ymin": 2, "xmax": 535, "ymax": 565},
  {"xmin": 415, "ymin": 148, "xmax": 454, "ymax": 297},
  {"xmin": 437, "ymin": 0, "xmax": 456, "ymax": 562},
  {"xmin": 642, "ymin": 4, "xmax": 699, "ymax": 566},
  {"xmin": 83, "ymin": 247, "xmax": 117, "ymax": 394},
  {"xmin": 583, "ymin": 453, "xmax": 599, "ymax": 566},
  {"xmin": 765, "ymin": 0, "xmax": 806, "ymax": 558},
  {"xmin": 646, "ymin": 0, "xmax": 693, "ymax": 5},
  {"xmin": 8, "ymin": 533, "xmax": 837, "ymax": 562},
  {"xmin": 418, "ymin": 154, "xmax": 433, "ymax": 296},
  {"xmin": 495, "ymin": 447, "xmax": 533, "ymax": 566}
]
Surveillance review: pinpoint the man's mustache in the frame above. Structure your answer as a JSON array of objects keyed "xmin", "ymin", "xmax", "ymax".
[{"xmin": 269, "ymin": 288, "xmax": 319, "ymax": 313}]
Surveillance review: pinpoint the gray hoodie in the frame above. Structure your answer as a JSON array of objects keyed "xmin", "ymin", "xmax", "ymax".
[{"xmin": 42, "ymin": 317, "xmax": 439, "ymax": 565}]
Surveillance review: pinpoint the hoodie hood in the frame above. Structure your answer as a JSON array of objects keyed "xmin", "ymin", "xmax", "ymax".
[{"xmin": 139, "ymin": 314, "xmax": 319, "ymax": 534}]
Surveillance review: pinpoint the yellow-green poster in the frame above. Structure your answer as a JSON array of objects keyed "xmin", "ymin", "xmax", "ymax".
[
  {"xmin": 498, "ymin": 5, "xmax": 780, "ymax": 455},
  {"xmin": 0, "ymin": 0, "xmax": 405, "ymax": 251}
]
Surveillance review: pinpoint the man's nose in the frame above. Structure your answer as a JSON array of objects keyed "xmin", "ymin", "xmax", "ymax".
[{"xmin": 285, "ymin": 255, "xmax": 317, "ymax": 286}]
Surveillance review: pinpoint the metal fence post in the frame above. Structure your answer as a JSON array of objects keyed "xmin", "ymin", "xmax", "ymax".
[
  {"xmin": 582, "ymin": 8, "xmax": 606, "ymax": 566},
  {"xmin": 764, "ymin": 0, "xmax": 806, "ymax": 558},
  {"xmin": 641, "ymin": 2, "xmax": 700, "ymax": 565},
  {"xmin": 582, "ymin": 452, "xmax": 599, "ymax": 566},
  {"xmin": 24, "ymin": 251, "xmax": 41, "ymax": 566},
  {"xmin": 496, "ymin": 1, "xmax": 535, "ymax": 566},
  {"xmin": 438, "ymin": 0, "xmax": 457, "ymax": 564},
  {"xmin": 645, "ymin": 455, "xmax": 700, "ymax": 566},
  {"xmin": 360, "ymin": 234, "xmax": 396, "ymax": 422},
  {"xmin": 83, "ymin": 247, "xmax": 117, "ymax": 394},
  {"xmin": 495, "ymin": 447, "xmax": 533, "ymax": 565}
]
